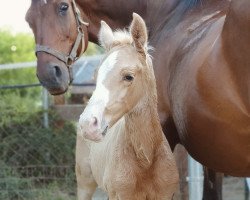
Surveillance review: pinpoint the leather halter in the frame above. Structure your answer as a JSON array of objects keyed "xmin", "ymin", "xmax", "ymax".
[{"xmin": 35, "ymin": 0, "xmax": 89, "ymax": 75}]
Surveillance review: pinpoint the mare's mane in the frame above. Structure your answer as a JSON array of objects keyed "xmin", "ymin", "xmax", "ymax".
[
  {"xmin": 34, "ymin": 0, "xmax": 205, "ymax": 8},
  {"xmin": 162, "ymin": 0, "xmax": 207, "ymax": 28}
]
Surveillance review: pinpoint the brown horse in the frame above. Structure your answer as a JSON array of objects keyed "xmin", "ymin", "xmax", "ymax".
[{"xmin": 26, "ymin": 0, "xmax": 250, "ymax": 199}]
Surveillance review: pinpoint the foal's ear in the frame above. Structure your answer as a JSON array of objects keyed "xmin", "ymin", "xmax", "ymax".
[
  {"xmin": 130, "ymin": 13, "xmax": 148, "ymax": 54},
  {"xmin": 99, "ymin": 21, "xmax": 115, "ymax": 50}
]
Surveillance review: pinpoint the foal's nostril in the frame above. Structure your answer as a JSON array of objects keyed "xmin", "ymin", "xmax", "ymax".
[
  {"xmin": 54, "ymin": 65, "xmax": 62, "ymax": 78},
  {"xmin": 90, "ymin": 117, "xmax": 98, "ymax": 127}
]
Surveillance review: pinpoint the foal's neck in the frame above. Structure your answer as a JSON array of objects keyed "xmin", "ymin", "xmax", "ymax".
[{"xmin": 124, "ymin": 89, "xmax": 163, "ymax": 167}]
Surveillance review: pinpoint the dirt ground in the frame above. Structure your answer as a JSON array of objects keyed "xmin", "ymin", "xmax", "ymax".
[
  {"xmin": 92, "ymin": 188, "xmax": 108, "ymax": 200},
  {"xmin": 223, "ymin": 177, "xmax": 248, "ymax": 200}
]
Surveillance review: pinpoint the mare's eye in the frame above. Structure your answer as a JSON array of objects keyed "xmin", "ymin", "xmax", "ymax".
[
  {"xmin": 59, "ymin": 2, "xmax": 69, "ymax": 14},
  {"xmin": 123, "ymin": 74, "xmax": 134, "ymax": 82}
]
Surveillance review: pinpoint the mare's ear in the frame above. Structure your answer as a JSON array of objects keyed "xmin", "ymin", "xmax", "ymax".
[
  {"xmin": 130, "ymin": 13, "xmax": 148, "ymax": 54},
  {"xmin": 98, "ymin": 21, "xmax": 114, "ymax": 50}
]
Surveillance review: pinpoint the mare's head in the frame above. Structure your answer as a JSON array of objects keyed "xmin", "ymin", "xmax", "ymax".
[
  {"xmin": 79, "ymin": 13, "xmax": 154, "ymax": 142},
  {"xmin": 25, "ymin": 0, "xmax": 89, "ymax": 95}
]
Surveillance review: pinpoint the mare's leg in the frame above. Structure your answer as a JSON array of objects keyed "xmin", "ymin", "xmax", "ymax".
[
  {"xmin": 173, "ymin": 144, "xmax": 188, "ymax": 200},
  {"xmin": 161, "ymin": 116, "xmax": 188, "ymax": 200},
  {"xmin": 202, "ymin": 167, "xmax": 223, "ymax": 200},
  {"xmin": 75, "ymin": 134, "xmax": 97, "ymax": 200},
  {"xmin": 161, "ymin": 116, "xmax": 180, "ymax": 151}
]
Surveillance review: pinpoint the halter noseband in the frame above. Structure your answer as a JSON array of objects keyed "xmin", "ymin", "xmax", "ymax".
[{"xmin": 35, "ymin": 0, "xmax": 89, "ymax": 81}]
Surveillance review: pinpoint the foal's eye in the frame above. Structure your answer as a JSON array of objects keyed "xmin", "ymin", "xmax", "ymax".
[
  {"xmin": 59, "ymin": 2, "xmax": 69, "ymax": 14},
  {"xmin": 123, "ymin": 74, "xmax": 134, "ymax": 82}
]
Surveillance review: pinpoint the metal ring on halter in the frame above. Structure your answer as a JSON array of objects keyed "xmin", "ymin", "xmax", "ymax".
[{"xmin": 78, "ymin": 26, "xmax": 84, "ymax": 34}]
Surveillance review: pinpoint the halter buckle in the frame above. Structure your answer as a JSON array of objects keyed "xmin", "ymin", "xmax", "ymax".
[{"xmin": 66, "ymin": 56, "xmax": 75, "ymax": 66}]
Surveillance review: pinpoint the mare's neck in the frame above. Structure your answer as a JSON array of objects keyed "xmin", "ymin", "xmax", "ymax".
[
  {"xmin": 78, "ymin": 0, "xmax": 196, "ymax": 43},
  {"xmin": 78, "ymin": 0, "xmax": 224, "ymax": 44},
  {"xmin": 123, "ymin": 89, "xmax": 163, "ymax": 167},
  {"xmin": 221, "ymin": 0, "xmax": 250, "ymax": 104}
]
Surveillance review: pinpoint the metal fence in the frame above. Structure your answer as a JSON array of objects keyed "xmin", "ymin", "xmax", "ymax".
[
  {"xmin": 0, "ymin": 61, "xmax": 79, "ymax": 200},
  {"xmin": 0, "ymin": 82, "xmax": 78, "ymax": 200},
  {"xmin": 0, "ymin": 165, "xmax": 75, "ymax": 199}
]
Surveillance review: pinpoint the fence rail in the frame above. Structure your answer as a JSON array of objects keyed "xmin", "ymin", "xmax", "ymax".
[
  {"xmin": 0, "ymin": 83, "xmax": 96, "ymax": 90},
  {"xmin": 0, "ymin": 62, "xmax": 36, "ymax": 70}
]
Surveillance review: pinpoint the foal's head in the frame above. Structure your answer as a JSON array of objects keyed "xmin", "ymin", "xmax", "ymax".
[
  {"xmin": 79, "ymin": 13, "xmax": 155, "ymax": 142},
  {"xmin": 25, "ymin": 0, "xmax": 89, "ymax": 95}
]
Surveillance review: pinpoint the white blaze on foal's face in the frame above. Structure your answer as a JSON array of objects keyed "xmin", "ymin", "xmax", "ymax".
[
  {"xmin": 95, "ymin": 51, "xmax": 119, "ymax": 107},
  {"xmin": 78, "ymin": 51, "xmax": 118, "ymax": 141}
]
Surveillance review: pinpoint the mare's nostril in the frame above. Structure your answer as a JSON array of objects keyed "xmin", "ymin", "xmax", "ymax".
[{"xmin": 54, "ymin": 65, "xmax": 62, "ymax": 78}]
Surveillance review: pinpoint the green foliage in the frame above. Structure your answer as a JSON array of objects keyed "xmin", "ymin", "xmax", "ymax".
[
  {"xmin": 0, "ymin": 68, "xmax": 39, "ymax": 101},
  {"xmin": 0, "ymin": 28, "xmax": 39, "ymax": 97},
  {"xmin": 0, "ymin": 28, "xmax": 35, "ymax": 64},
  {"xmin": 84, "ymin": 42, "xmax": 103, "ymax": 56},
  {"xmin": 0, "ymin": 163, "xmax": 34, "ymax": 200},
  {"xmin": 0, "ymin": 163, "xmax": 75, "ymax": 200},
  {"xmin": 0, "ymin": 106, "xmax": 76, "ymax": 166},
  {"xmin": 0, "ymin": 68, "xmax": 39, "ymax": 102},
  {"xmin": 0, "ymin": 68, "xmax": 37, "ymax": 85},
  {"xmin": 0, "ymin": 93, "xmax": 40, "ymax": 127}
]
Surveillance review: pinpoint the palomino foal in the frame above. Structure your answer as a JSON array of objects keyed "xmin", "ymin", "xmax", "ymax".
[{"xmin": 77, "ymin": 13, "xmax": 179, "ymax": 200}]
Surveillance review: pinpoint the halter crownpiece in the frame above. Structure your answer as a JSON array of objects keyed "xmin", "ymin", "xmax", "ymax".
[
  {"xmin": 72, "ymin": 0, "xmax": 89, "ymax": 26},
  {"xmin": 36, "ymin": 0, "xmax": 89, "ymax": 67}
]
